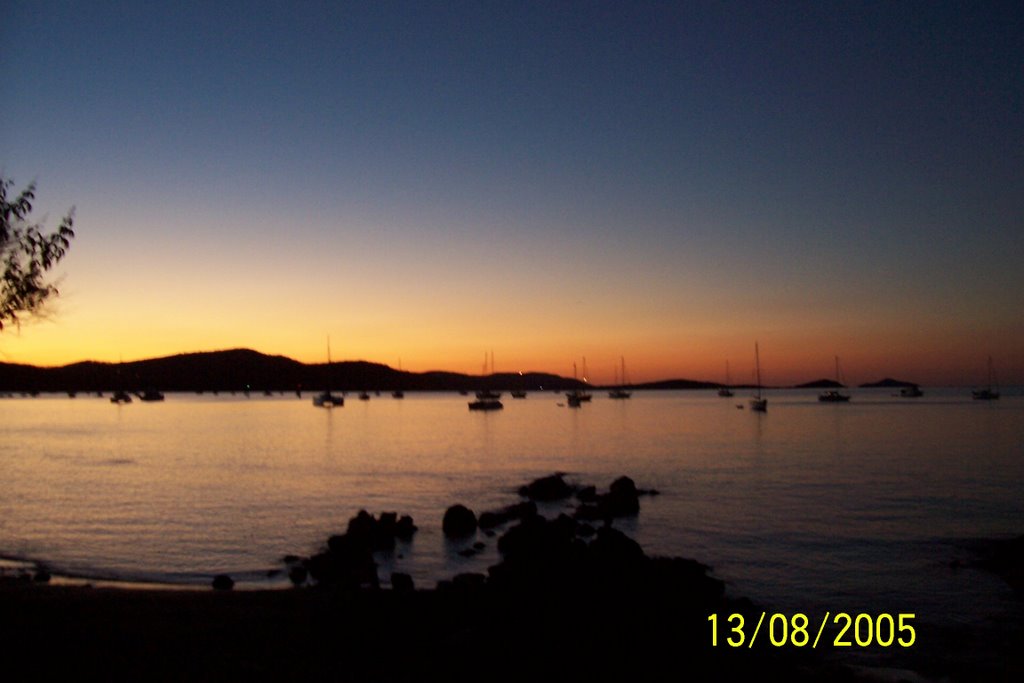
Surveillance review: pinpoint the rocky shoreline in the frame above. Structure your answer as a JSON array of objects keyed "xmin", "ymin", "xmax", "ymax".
[{"xmin": 0, "ymin": 474, "xmax": 946, "ymax": 681}]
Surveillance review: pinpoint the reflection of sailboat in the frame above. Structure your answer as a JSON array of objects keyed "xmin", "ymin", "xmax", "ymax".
[
  {"xmin": 972, "ymin": 356, "xmax": 1000, "ymax": 400},
  {"xmin": 313, "ymin": 338, "xmax": 344, "ymax": 408},
  {"xmin": 608, "ymin": 356, "xmax": 632, "ymax": 399},
  {"xmin": 818, "ymin": 356, "xmax": 851, "ymax": 403},
  {"xmin": 749, "ymin": 343, "xmax": 767, "ymax": 412},
  {"xmin": 718, "ymin": 361, "xmax": 734, "ymax": 397}
]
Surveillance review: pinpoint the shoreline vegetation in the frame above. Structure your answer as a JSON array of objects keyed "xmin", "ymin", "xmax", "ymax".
[
  {"xmin": 0, "ymin": 473, "xmax": 847, "ymax": 681},
  {"xmin": 0, "ymin": 348, "xmax": 925, "ymax": 394}
]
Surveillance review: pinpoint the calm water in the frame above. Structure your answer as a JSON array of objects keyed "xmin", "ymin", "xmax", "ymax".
[{"xmin": 2, "ymin": 389, "xmax": 1023, "ymax": 671}]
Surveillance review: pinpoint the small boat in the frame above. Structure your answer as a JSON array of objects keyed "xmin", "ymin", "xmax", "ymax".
[
  {"xmin": 138, "ymin": 389, "xmax": 165, "ymax": 402},
  {"xmin": 566, "ymin": 361, "xmax": 589, "ymax": 407},
  {"xmin": 972, "ymin": 356, "xmax": 1000, "ymax": 400},
  {"xmin": 510, "ymin": 390, "xmax": 527, "ymax": 398},
  {"xmin": 818, "ymin": 356, "xmax": 851, "ymax": 403},
  {"xmin": 899, "ymin": 385, "xmax": 923, "ymax": 398},
  {"xmin": 476, "ymin": 389, "xmax": 501, "ymax": 400},
  {"xmin": 110, "ymin": 390, "xmax": 132, "ymax": 404},
  {"xmin": 313, "ymin": 391, "xmax": 344, "ymax": 407},
  {"xmin": 608, "ymin": 356, "xmax": 632, "ymax": 399},
  {"xmin": 750, "ymin": 343, "xmax": 767, "ymax": 412},
  {"xmin": 313, "ymin": 337, "xmax": 344, "ymax": 408},
  {"xmin": 718, "ymin": 360, "xmax": 734, "ymax": 397},
  {"xmin": 358, "ymin": 391, "xmax": 371, "ymax": 401},
  {"xmin": 468, "ymin": 399, "xmax": 503, "ymax": 411}
]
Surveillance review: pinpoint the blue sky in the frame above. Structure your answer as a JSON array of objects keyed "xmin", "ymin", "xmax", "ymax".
[{"xmin": 2, "ymin": 1, "xmax": 1021, "ymax": 384}]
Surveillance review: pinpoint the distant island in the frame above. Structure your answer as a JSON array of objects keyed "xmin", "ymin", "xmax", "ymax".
[
  {"xmin": 792, "ymin": 379, "xmax": 845, "ymax": 389},
  {"xmin": 0, "ymin": 349, "xmax": 922, "ymax": 394},
  {"xmin": 857, "ymin": 377, "xmax": 919, "ymax": 389}
]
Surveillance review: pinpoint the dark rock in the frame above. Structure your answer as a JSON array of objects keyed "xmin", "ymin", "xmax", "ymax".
[
  {"xmin": 376, "ymin": 512, "xmax": 399, "ymax": 543},
  {"xmin": 609, "ymin": 476, "xmax": 637, "ymax": 497},
  {"xmin": 478, "ymin": 511, "xmax": 502, "ymax": 529},
  {"xmin": 347, "ymin": 509, "xmax": 377, "ymax": 540},
  {"xmin": 288, "ymin": 565, "xmax": 308, "ymax": 586},
  {"xmin": 346, "ymin": 509, "xmax": 396, "ymax": 551},
  {"xmin": 452, "ymin": 572, "xmax": 487, "ymax": 592},
  {"xmin": 458, "ymin": 548, "xmax": 480, "ymax": 558},
  {"xmin": 589, "ymin": 526, "xmax": 647, "ymax": 572},
  {"xmin": 396, "ymin": 515, "xmax": 417, "ymax": 540},
  {"xmin": 473, "ymin": 541, "xmax": 486, "ymax": 551},
  {"xmin": 212, "ymin": 574, "xmax": 235, "ymax": 590},
  {"xmin": 307, "ymin": 533, "xmax": 379, "ymax": 589},
  {"xmin": 282, "ymin": 554, "xmax": 301, "ymax": 564},
  {"xmin": 518, "ymin": 473, "xmax": 574, "ymax": 501},
  {"xmin": 33, "ymin": 570, "xmax": 51, "ymax": 584},
  {"xmin": 390, "ymin": 572, "xmax": 415, "ymax": 593},
  {"xmin": 576, "ymin": 485, "xmax": 598, "ymax": 502},
  {"xmin": 479, "ymin": 501, "xmax": 538, "ymax": 530},
  {"xmin": 442, "ymin": 504, "xmax": 478, "ymax": 538}
]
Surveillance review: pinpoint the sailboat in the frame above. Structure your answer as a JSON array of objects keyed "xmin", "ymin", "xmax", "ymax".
[
  {"xmin": 469, "ymin": 350, "xmax": 503, "ymax": 410},
  {"xmin": 718, "ymin": 361, "xmax": 734, "ymax": 397},
  {"xmin": 972, "ymin": 356, "xmax": 1000, "ymax": 400},
  {"xmin": 818, "ymin": 356, "xmax": 851, "ymax": 402},
  {"xmin": 749, "ymin": 343, "xmax": 767, "ymax": 412},
  {"xmin": 313, "ymin": 338, "xmax": 344, "ymax": 408},
  {"xmin": 608, "ymin": 356, "xmax": 632, "ymax": 399},
  {"xmin": 566, "ymin": 361, "xmax": 588, "ymax": 407},
  {"xmin": 110, "ymin": 358, "xmax": 132, "ymax": 404},
  {"xmin": 577, "ymin": 357, "xmax": 593, "ymax": 402},
  {"xmin": 475, "ymin": 351, "xmax": 501, "ymax": 400}
]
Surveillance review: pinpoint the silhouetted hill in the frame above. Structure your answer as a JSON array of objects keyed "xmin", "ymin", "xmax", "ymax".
[
  {"xmin": 0, "ymin": 349, "xmax": 584, "ymax": 393},
  {"xmin": 793, "ymin": 379, "xmax": 844, "ymax": 389},
  {"xmin": 627, "ymin": 379, "xmax": 720, "ymax": 390},
  {"xmin": 859, "ymin": 377, "xmax": 919, "ymax": 388}
]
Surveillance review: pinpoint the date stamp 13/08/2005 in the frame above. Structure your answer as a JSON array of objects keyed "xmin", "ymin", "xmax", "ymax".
[{"xmin": 708, "ymin": 613, "xmax": 917, "ymax": 649}]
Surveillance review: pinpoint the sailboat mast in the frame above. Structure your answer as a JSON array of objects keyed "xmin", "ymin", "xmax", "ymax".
[{"xmin": 755, "ymin": 343, "xmax": 762, "ymax": 399}]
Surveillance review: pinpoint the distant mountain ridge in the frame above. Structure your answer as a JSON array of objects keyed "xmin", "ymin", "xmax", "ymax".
[
  {"xmin": 857, "ymin": 377, "xmax": 919, "ymax": 388},
  {"xmin": 0, "ymin": 349, "xmax": 924, "ymax": 393},
  {"xmin": 0, "ymin": 349, "xmax": 583, "ymax": 393}
]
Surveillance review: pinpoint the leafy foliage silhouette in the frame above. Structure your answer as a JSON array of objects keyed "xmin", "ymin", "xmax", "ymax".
[{"xmin": 1, "ymin": 176, "xmax": 75, "ymax": 330}]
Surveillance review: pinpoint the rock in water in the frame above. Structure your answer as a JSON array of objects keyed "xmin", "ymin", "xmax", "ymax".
[
  {"xmin": 518, "ymin": 473, "xmax": 574, "ymax": 501},
  {"xmin": 442, "ymin": 504, "xmax": 478, "ymax": 538},
  {"xmin": 212, "ymin": 574, "xmax": 235, "ymax": 590}
]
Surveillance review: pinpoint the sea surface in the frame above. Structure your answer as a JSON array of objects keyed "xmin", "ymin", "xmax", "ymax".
[{"xmin": 2, "ymin": 388, "xmax": 1022, "ymax": 675}]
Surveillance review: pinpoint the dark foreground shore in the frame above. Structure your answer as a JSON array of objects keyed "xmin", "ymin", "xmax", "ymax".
[
  {"xmin": 4, "ymin": 475, "xmax": 1020, "ymax": 682},
  {"xmin": 0, "ymin": 580, "xmax": 849, "ymax": 683}
]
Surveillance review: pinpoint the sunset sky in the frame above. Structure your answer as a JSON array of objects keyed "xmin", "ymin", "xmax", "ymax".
[{"xmin": 2, "ymin": 1, "xmax": 1021, "ymax": 386}]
